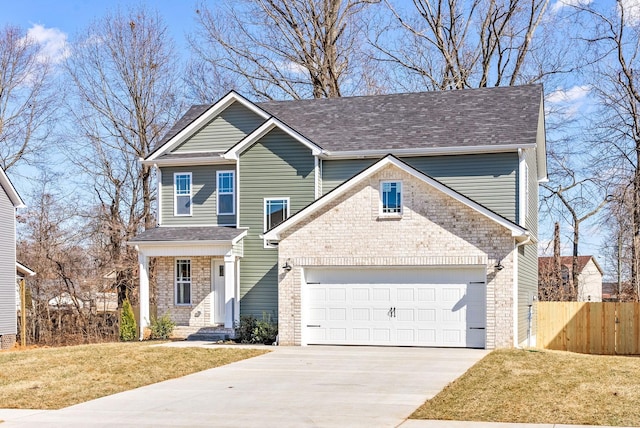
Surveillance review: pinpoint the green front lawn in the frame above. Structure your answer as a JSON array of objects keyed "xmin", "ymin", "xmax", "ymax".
[
  {"xmin": 412, "ymin": 349, "xmax": 640, "ymax": 427},
  {"xmin": 0, "ymin": 342, "xmax": 267, "ymax": 409}
]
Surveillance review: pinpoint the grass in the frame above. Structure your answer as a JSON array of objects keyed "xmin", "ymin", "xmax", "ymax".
[
  {"xmin": 0, "ymin": 342, "xmax": 267, "ymax": 410},
  {"xmin": 411, "ymin": 349, "xmax": 640, "ymax": 427}
]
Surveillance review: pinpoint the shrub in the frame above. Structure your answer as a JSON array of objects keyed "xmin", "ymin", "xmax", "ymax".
[
  {"xmin": 150, "ymin": 313, "xmax": 176, "ymax": 340},
  {"xmin": 119, "ymin": 299, "xmax": 137, "ymax": 342},
  {"xmin": 236, "ymin": 313, "xmax": 278, "ymax": 345}
]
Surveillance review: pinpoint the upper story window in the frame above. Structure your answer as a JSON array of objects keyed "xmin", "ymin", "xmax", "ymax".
[
  {"xmin": 175, "ymin": 259, "xmax": 191, "ymax": 305},
  {"xmin": 217, "ymin": 171, "xmax": 235, "ymax": 215},
  {"xmin": 174, "ymin": 173, "xmax": 192, "ymax": 216},
  {"xmin": 380, "ymin": 181, "xmax": 402, "ymax": 215},
  {"xmin": 265, "ymin": 198, "xmax": 289, "ymax": 231}
]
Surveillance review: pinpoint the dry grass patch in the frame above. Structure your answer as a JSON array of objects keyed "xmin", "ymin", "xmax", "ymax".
[
  {"xmin": 412, "ymin": 349, "xmax": 640, "ymax": 427},
  {"xmin": 0, "ymin": 342, "xmax": 267, "ymax": 409}
]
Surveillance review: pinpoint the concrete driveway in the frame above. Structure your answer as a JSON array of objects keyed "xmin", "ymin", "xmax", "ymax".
[{"xmin": 0, "ymin": 344, "xmax": 487, "ymax": 428}]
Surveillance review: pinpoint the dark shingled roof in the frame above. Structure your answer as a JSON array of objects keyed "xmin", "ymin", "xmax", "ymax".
[
  {"xmin": 151, "ymin": 84, "xmax": 543, "ymax": 155},
  {"xmin": 130, "ymin": 226, "xmax": 246, "ymax": 243}
]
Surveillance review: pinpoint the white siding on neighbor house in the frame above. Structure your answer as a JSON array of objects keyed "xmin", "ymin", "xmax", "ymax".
[
  {"xmin": 578, "ymin": 260, "xmax": 603, "ymax": 302},
  {"xmin": 0, "ymin": 186, "xmax": 16, "ymax": 336}
]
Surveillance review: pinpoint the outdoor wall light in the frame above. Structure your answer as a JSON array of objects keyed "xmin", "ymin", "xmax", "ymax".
[
  {"xmin": 282, "ymin": 261, "xmax": 292, "ymax": 272},
  {"xmin": 494, "ymin": 261, "xmax": 504, "ymax": 271}
]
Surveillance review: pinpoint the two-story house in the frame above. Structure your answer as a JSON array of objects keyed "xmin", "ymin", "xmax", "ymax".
[
  {"xmin": 0, "ymin": 168, "xmax": 25, "ymax": 350},
  {"xmin": 130, "ymin": 85, "xmax": 546, "ymax": 349}
]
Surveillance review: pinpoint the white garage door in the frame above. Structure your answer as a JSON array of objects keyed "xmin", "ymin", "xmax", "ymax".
[{"xmin": 303, "ymin": 267, "xmax": 486, "ymax": 348}]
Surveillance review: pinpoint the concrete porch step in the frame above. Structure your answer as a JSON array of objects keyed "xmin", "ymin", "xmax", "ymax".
[{"xmin": 171, "ymin": 325, "xmax": 235, "ymax": 342}]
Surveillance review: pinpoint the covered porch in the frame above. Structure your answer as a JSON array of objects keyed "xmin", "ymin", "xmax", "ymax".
[{"xmin": 129, "ymin": 226, "xmax": 246, "ymax": 340}]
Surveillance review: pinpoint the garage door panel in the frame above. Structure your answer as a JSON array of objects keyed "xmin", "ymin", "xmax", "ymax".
[
  {"xmin": 397, "ymin": 288, "xmax": 415, "ymax": 301},
  {"xmin": 328, "ymin": 288, "xmax": 347, "ymax": 301},
  {"xmin": 352, "ymin": 308, "xmax": 370, "ymax": 321},
  {"xmin": 396, "ymin": 308, "xmax": 414, "ymax": 321},
  {"xmin": 373, "ymin": 328, "xmax": 391, "ymax": 342},
  {"xmin": 416, "ymin": 288, "xmax": 436, "ymax": 302},
  {"xmin": 304, "ymin": 268, "xmax": 486, "ymax": 348},
  {"xmin": 417, "ymin": 308, "xmax": 436, "ymax": 322}
]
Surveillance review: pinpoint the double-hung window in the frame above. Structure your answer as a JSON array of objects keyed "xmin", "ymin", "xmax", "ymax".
[
  {"xmin": 175, "ymin": 259, "xmax": 191, "ymax": 305},
  {"xmin": 217, "ymin": 171, "xmax": 235, "ymax": 215},
  {"xmin": 174, "ymin": 173, "xmax": 192, "ymax": 216},
  {"xmin": 264, "ymin": 198, "xmax": 289, "ymax": 231},
  {"xmin": 380, "ymin": 181, "xmax": 402, "ymax": 215}
]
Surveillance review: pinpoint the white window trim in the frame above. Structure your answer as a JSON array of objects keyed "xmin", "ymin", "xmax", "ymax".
[
  {"xmin": 524, "ymin": 163, "xmax": 530, "ymax": 221},
  {"xmin": 216, "ymin": 170, "xmax": 235, "ymax": 216},
  {"xmin": 174, "ymin": 172, "xmax": 192, "ymax": 217},
  {"xmin": 379, "ymin": 180, "xmax": 403, "ymax": 217},
  {"xmin": 175, "ymin": 258, "xmax": 192, "ymax": 306},
  {"xmin": 264, "ymin": 197, "xmax": 290, "ymax": 248}
]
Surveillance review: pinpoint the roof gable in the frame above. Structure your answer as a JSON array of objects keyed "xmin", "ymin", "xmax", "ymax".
[
  {"xmin": 146, "ymin": 91, "xmax": 271, "ymax": 162},
  {"xmin": 538, "ymin": 256, "xmax": 603, "ymax": 276},
  {"xmin": 263, "ymin": 155, "xmax": 528, "ymax": 241},
  {"xmin": 0, "ymin": 168, "xmax": 24, "ymax": 208},
  {"xmin": 223, "ymin": 117, "xmax": 323, "ymax": 160}
]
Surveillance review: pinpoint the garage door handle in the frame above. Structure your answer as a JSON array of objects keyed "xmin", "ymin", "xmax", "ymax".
[
  {"xmin": 469, "ymin": 327, "xmax": 485, "ymax": 330},
  {"xmin": 306, "ymin": 325, "xmax": 321, "ymax": 328}
]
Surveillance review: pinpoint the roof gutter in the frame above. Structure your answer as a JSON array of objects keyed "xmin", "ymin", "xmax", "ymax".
[{"xmin": 320, "ymin": 143, "xmax": 536, "ymax": 159}]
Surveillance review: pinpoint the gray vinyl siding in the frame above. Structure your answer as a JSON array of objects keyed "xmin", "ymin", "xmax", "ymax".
[
  {"xmin": 518, "ymin": 147, "xmax": 539, "ymax": 344},
  {"xmin": 0, "ymin": 187, "xmax": 16, "ymax": 336},
  {"xmin": 160, "ymin": 165, "xmax": 236, "ymax": 226},
  {"xmin": 172, "ymin": 102, "xmax": 264, "ymax": 153},
  {"xmin": 322, "ymin": 153, "xmax": 518, "ymax": 222},
  {"xmin": 238, "ymin": 129, "xmax": 315, "ymax": 319}
]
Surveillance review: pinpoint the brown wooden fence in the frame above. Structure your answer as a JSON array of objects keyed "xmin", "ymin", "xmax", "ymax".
[{"xmin": 536, "ymin": 302, "xmax": 640, "ymax": 355}]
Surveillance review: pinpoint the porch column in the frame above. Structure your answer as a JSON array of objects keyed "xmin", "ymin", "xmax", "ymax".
[
  {"xmin": 138, "ymin": 251, "xmax": 150, "ymax": 340},
  {"xmin": 224, "ymin": 254, "xmax": 236, "ymax": 328}
]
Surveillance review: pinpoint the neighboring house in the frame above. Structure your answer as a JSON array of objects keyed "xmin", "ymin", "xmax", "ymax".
[
  {"xmin": 0, "ymin": 168, "xmax": 25, "ymax": 350},
  {"xmin": 538, "ymin": 256, "xmax": 603, "ymax": 302},
  {"xmin": 602, "ymin": 282, "xmax": 619, "ymax": 301},
  {"xmin": 130, "ymin": 85, "xmax": 547, "ymax": 349}
]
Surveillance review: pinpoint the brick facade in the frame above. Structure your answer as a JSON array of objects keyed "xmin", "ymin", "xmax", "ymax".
[
  {"xmin": 277, "ymin": 165, "xmax": 516, "ymax": 349},
  {"xmin": 156, "ymin": 256, "xmax": 219, "ymax": 326},
  {"xmin": 0, "ymin": 333, "xmax": 16, "ymax": 350}
]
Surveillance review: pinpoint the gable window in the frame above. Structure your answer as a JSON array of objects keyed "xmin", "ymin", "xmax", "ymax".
[
  {"xmin": 174, "ymin": 173, "xmax": 192, "ymax": 216},
  {"xmin": 381, "ymin": 181, "xmax": 402, "ymax": 215},
  {"xmin": 217, "ymin": 171, "xmax": 235, "ymax": 215},
  {"xmin": 175, "ymin": 259, "xmax": 191, "ymax": 305},
  {"xmin": 265, "ymin": 198, "xmax": 289, "ymax": 231}
]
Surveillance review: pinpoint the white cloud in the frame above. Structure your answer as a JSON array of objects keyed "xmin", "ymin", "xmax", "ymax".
[
  {"xmin": 619, "ymin": 0, "xmax": 640, "ymax": 25},
  {"xmin": 547, "ymin": 85, "xmax": 591, "ymax": 103},
  {"xmin": 551, "ymin": 0, "xmax": 593, "ymax": 14},
  {"xmin": 26, "ymin": 24, "xmax": 69, "ymax": 64},
  {"xmin": 280, "ymin": 61, "xmax": 307, "ymax": 76}
]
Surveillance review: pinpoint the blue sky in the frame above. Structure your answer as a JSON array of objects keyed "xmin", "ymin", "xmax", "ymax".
[
  {"xmin": 1, "ymin": 0, "xmax": 615, "ymax": 272},
  {"xmin": 2, "ymin": 1, "xmax": 197, "ymax": 52}
]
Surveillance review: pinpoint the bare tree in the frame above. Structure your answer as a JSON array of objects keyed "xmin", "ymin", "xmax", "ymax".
[
  {"xmin": 541, "ymin": 154, "xmax": 610, "ymax": 298},
  {"xmin": 189, "ymin": 0, "xmax": 382, "ymax": 101},
  {"xmin": 0, "ymin": 25, "xmax": 57, "ymax": 171},
  {"xmin": 64, "ymin": 6, "xmax": 183, "ymax": 303},
  {"xmin": 575, "ymin": 0, "xmax": 640, "ymax": 299},
  {"xmin": 372, "ymin": 0, "xmax": 578, "ymax": 90}
]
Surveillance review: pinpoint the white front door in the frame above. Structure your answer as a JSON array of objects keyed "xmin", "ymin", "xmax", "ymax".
[{"xmin": 212, "ymin": 260, "xmax": 226, "ymax": 325}]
